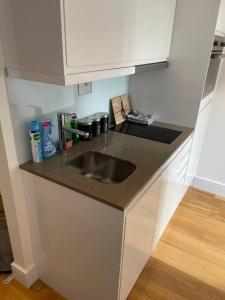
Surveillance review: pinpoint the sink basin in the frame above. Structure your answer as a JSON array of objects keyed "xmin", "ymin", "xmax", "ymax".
[{"xmin": 67, "ymin": 151, "xmax": 136, "ymax": 184}]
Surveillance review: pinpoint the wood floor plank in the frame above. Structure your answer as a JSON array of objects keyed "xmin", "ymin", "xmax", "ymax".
[
  {"xmin": 0, "ymin": 276, "xmax": 66, "ymax": 300},
  {"xmin": 129, "ymin": 257, "xmax": 225, "ymax": 300},
  {"xmin": 128, "ymin": 188, "xmax": 225, "ymax": 300},
  {"xmin": 153, "ymin": 241, "xmax": 225, "ymax": 293},
  {"xmin": 161, "ymin": 225, "xmax": 225, "ymax": 269},
  {"xmin": 214, "ymin": 195, "xmax": 225, "ymax": 202},
  {"xmin": 210, "ymin": 199, "xmax": 225, "ymax": 223}
]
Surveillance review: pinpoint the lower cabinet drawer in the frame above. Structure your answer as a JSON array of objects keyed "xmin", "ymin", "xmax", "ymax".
[
  {"xmin": 176, "ymin": 138, "xmax": 192, "ymax": 160},
  {"xmin": 172, "ymin": 146, "xmax": 191, "ymax": 173},
  {"xmin": 153, "ymin": 139, "xmax": 192, "ymax": 250}
]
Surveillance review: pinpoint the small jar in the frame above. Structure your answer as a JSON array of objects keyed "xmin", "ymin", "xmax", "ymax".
[
  {"xmin": 97, "ymin": 112, "xmax": 109, "ymax": 133},
  {"xmin": 91, "ymin": 115, "xmax": 101, "ymax": 137},
  {"xmin": 78, "ymin": 118, "xmax": 93, "ymax": 141}
]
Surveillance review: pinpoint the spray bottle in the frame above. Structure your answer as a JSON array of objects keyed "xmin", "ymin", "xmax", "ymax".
[
  {"xmin": 39, "ymin": 120, "xmax": 56, "ymax": 159},
  {"xmin": 29, "ymin": 121, "xmax": 43, "ymax": 163}
]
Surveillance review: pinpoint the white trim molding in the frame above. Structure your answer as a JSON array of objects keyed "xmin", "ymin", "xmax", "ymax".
[
  {"xmin": 0, "ymin": 41, "xmax": 39, "ymax": 288},
  {"xmin": 11, "ymin": 262, "xmax": 38, "ymax": 288},
  {"xmin": 7, "ymin": 65, "xmax": 135, "ymax": 86},
  {"xmin": 192, "ymin": 176, "xmax": 225, "ymax": 197}
]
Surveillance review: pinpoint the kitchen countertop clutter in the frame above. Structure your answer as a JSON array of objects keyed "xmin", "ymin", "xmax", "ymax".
[
  {"xmin": 78, "ymin": 112, "xmax": 109, "ymax": 140},
  {"xmin": 20, "ymin": 122, "xmax": 193, "ymax": 211}
]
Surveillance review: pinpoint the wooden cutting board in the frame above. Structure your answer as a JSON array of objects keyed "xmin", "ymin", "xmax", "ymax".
[
  {"xmin": 111, "ymin": 94, "xmax": 131, "ymax": 125},
  {"xmin": 121, "ymin": 94, "xmax": 131, "ymax": 115}
]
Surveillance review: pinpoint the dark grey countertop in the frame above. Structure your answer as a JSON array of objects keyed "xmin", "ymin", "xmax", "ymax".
[{"xmin": 20, "ymin": 122, "xmax": 193, "ymax": 211}]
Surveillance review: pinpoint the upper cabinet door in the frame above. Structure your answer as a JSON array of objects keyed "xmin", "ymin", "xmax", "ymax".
[
  {"xmin": 216, "ymin": 0, "xmax": 225, "ymax": 34},
  {"xmin": 63, "ymin": 0, "xmax": 176, "ymax": 73},
  {"xmin": 1, "ymin": 0, "xmax": 176, "ymax": 85}
]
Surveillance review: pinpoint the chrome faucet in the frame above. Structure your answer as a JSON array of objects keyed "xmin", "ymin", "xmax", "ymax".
[{"xmin": 57, "ymin": 112, "xmax": 89, "ymax": 153}]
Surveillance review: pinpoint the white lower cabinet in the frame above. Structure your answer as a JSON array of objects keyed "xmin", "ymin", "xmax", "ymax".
[
  {"xmin": 22, "ymin": 137, "xmax": 192, "ymax": 300},
  {"xmin": 120, "ymin": 177, "xmax": 161, "ymax": 300},
  {"xmin": 152, "ymin": 137, "xmax": 192, "ymax": 248},
  {"xmin": 121, "ymin": 137, "xmax": 193, "ymax": 298}
]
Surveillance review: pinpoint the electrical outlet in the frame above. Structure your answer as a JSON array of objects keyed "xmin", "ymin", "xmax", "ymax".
[{"xmin": 78, "ymin": 82, "xmax": 92, "ymax": 96}]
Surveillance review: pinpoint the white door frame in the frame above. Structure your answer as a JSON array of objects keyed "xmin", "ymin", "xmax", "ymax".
[{"xmin": 0, "ymin": 41, "xmax": 38, "ymax": 287}]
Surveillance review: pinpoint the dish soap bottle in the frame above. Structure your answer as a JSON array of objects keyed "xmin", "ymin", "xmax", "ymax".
[
  {"xmin": 39, "ymin": 120, "xmax": 56, "ymax": 159},
  {"xmin": 29, "ymin": 121, "xmax": 43, "ymax": 163}
]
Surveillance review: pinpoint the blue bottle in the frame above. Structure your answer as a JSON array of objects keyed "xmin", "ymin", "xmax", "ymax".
[
  {"xmin": 39, "ymin": 120, "xmax": 56, "ymax": 159},
  {"xmin": 29, "ymin": 121, "xmax": 43, "ymax": 163}
]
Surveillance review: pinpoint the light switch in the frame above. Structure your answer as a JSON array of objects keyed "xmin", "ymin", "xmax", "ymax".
[{"xmin": 78, "ymin": 82, "xmax": 92, "ymax": 96}]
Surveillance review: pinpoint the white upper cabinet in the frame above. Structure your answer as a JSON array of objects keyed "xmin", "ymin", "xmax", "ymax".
[
  {"xmin": 216, "ymin": 0, "xmax": 225, "ymax": 34},
  {"xmin": 0, "ymin": 0, "xmax": 176, "ymax": 86},
  {"xmin": 65, "ymin": 0, "xmax": 176, "ymax": 72}
]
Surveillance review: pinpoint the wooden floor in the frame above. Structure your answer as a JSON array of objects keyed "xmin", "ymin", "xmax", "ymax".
[
  {"xmin": 1, "ymin": 188, "xmax": 225, "ymax": 300},
  {"xmin": 0, "ymin": 277, "xmax": 66, "ymax": 300},
  {"xmin": 128, "ymin": 188, "xmax": 225, "ymax": 300}
]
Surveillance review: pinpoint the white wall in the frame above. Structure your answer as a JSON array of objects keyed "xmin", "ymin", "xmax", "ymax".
[
  {"xmin": 129, "ymin": 0, "xmax": 220, "ymax": 128},
  {"xmin": 6, "ymin": 76, "xmax": 129, "ymax": 164},
  {"xmin": 195, "ymin": 58, "xmax": 225, "ymax": 196}
]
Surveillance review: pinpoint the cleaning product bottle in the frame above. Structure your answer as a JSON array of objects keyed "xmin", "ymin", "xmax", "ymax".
[
  {"xmin": 29, "ymin": 121, "xmax": 43, "ymax": 163},
  {"xmin": 64, "ymin": 114, "xmax": 73, "ymax": 150},
  {"xmin": 39, "ymin": 120, "xmax": 56, "ymax": 159},
  {"xmin": 71, "ymin": 113, "xmax": 79, "ymax": 144}
]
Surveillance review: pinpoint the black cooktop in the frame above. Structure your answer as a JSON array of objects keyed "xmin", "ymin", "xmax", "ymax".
[{"xmin": 112, "ymin": 122, "xmax": 182, "ymax": 144}]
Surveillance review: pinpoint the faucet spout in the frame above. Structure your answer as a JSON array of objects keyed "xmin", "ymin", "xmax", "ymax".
[
  {"xmin": 57, "ymin": 112, "xmax": 89, "ymax": 154},
  {"xmin": 62, "ymin": 126, "xmax": 89, "ymax": 138}
]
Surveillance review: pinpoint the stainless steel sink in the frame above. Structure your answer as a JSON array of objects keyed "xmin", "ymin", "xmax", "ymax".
[{"xmin": 67, "ymin": 151, "xmax": 136, "ymax": 184}]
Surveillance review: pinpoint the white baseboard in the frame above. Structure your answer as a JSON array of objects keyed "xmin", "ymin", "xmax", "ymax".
[
  {"xmin": 192, "ymin": 176, "xmax": 225, "ymax": 197},
  {"xmin": 11, "ymin": 262, "xmax": 38, "ymax": 288}
]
